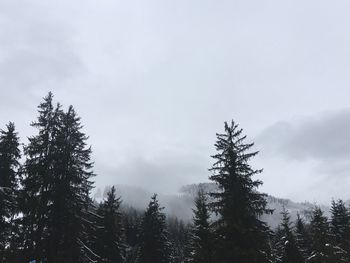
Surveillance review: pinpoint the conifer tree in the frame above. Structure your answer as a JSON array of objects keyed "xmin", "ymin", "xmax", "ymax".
[
  {"xmin": 308, "ymin": 207, "xmax": 345, "ymax": 263},
  {"xmin": 209, "ymin": 120, "xmax": 272, "ymax": 263},
  {"xmin": 186, "ymin": 189, "xmax": 213, "ymax": 263},
  {"xmin": 45, "ymin": 105, "xmax": 98, "ymax": 263},
  {"xmin": 137, "ymin": 194, "xmax": 170, "ymax": 263},
  {"xmin": 272, "ymin": 226, "xmax": 285, "ymax": 262},
  {"xmin": 96, "ymin": 186, "xmax": 125, "ymax": 263},
  {"xmin": 167, "ymin": 217, "xmax": 190, "ymax": 263},
  {"xmin": 0, "ymin": 122, "xmax": 21, "ymax": 260},
  {"xmin": 20, "ymin": 92, "xmax": 61, "ymax": 261},
  {"xmin": 20, "ymin": 94, "xmax": 98, "ymax": 262},
  {"xmin": 294, "ymin": 213, "xmax": 311, "ymax": 261},
  {"xmin": 274, "ymin": 208, "xmax": 304, "ymax": 263},
  {"xmin": 330, "ymin": 199, "xmax": 350, "ymax": 260},
  {"xmin": 124, "ymin": 207, "xmax": 143, "ymax": 263}
]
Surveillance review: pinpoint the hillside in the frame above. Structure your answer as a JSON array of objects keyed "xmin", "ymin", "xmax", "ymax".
[{"xmin": 93, "ymin": 183, "xmax": 330, "ymax": 229}]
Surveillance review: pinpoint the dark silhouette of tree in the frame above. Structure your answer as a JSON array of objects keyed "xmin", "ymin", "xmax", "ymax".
[
  {"xmin": 294, "ymin": 213, "xmax": 311, "ymax": 261},
  {"xmin": 46, "ymin": 105, "xmax": 98, "ymax": 263},
  {"xmin": 330, "ymin": 199, "xmax": 350, "ymax": 261},
  {"xmin": 96, "ymin": 186, "xmax": 125, "ymax": 263},
  {"xmin": 124, "ymin": 207, "xmax": 143, "ymax": 263},
  {"xmin": 136, "ymin": 194, "xmax": 170, "ymax": 263},
  {"xmin": 167, "ymin": 217, "xmax": 190, "ymax": 263},
  {"xmin": 209, "ymin": 120, "xmax": 272, "ymax": 263},
  {"xmin": 20, "ymin": 92, "xmax": 61, "ymax": 261},
  {"xmin": 272, "ymin": 225, "xmax": 285, "ymax": 262},
  {"xmin": 308, "ymin": 207, "xmax": 345, "ymax": 263},
  {"xmin": 20, "ymin": 93, "xmax": 98, "ymax": 262},
  {"xmin": 274, "ymin": 208, "xmax": 304, "ymax": 263},
  {"xmin": 0, "ymin": 122, "xmax": 20, "ymax": 261},
  {"xmin": 186, "ymin": 189, "xmax": 213, "ymax": 263}
]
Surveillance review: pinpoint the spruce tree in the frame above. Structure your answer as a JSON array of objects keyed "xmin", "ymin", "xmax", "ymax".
[
  {"xmin": 0, "ymin": 122, "xmax": 21, "ymax": 260},
  {"xmin": 20, "ymin": 94, "xmax": 99, "ymax": 262},
  {"xmin": 308, "ymin": 207, "xmax": 345, "ymax": 263},
  {"xmin": 96, "ymin": 186, "xmax": 125, "ymax": 263},
  {"xmin": 168, "ymin": 217, "xmax": 190, "ymax": 263},
  {"xmin": 124, "ymin": 207, "xmax": 143, "ymax": 263},
  {"xmin": 20, "ymin": 92, "xmax": 61, "ymax": 261},
  {"xmin": 45, "ymin": 105, "xmax": 98, "ymax": 263},
  {"xmin": 275, "ymin": 208, "xmax": 304, "ymax": 263},
  {"xmin": 294, "ymin": 213, "xmax": 311, "ymax": 261},
  {"xmin": 137, "ymin": 194, "xmax": 170, "ymax": 263},
  {"xmin": 209, "ymin": 120, "xmax": 272, "ymax": 263},
  {"xmin": 330, "ymin": 199, "xmax": 350, "ymax": 261},
  {"xmin": 272, "ymin": 226, "xmax": 285, "ymax": 263},
  {"xmin": 186, "ymin": 189, "xmax": 213, "ymax": 263}
]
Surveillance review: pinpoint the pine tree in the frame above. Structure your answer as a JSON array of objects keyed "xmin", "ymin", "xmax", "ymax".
[
  {"xmin": 124, "ymin": 207, "xmax": 143, "ymax": 263},
  {"xmin": 96, "ymin": 186, "xmax": 125, "ymax": 263},
  {"xmin": 275, "ymin": 208, "xmax": 304, "ymax": 263},
  {"xmin": 20, "ymin": 94, "xmax": 99, "ymax": 262},
  {"xmin": 137, "ymin": 194, "xmax": 170, "ymax": 263},
  {"xmin": 294, "ymin": 213, "xmax": 311, "ymax": 261},
  {"xmin": 308, "ymin": 207, "xmax": 345, "ymax": 263},
  {"xmin": 168, "ymin": 217, "xmax": 190, "ymax": 263},
  {"xmin": 209, "ymin": 120, "xmax": 272, "ymax": 263},
  {"xmin": 0, "ymin": 122, "xmax": 21, "ymax": 260},
  {"xmin": 186, "ymin": 189, "xmax": 213, "ymax": 263},
  {"xmin": 330, "ymin": 199, "xmax": 350, "ymax": 261},
  {"xmin": 272, "ymin": 226, "xmax": 285, "ymax": 263},
  {"xmin": 20, "ymin": 92, "xmax": 61, "ymax": 261},
  {"xmin": 45, "ymin": 105, "xmax": 98, "ymax": 263}
]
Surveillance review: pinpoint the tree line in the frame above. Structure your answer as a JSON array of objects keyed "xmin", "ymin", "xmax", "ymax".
[{"xmin": 1, "ymin": 93, "xmax": 350, "ymax": 263}]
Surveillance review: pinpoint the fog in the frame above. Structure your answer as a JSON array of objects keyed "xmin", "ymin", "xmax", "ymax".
[{"xmin": 1, "ymin": 0, "xmax": 350, "ymax": 203}]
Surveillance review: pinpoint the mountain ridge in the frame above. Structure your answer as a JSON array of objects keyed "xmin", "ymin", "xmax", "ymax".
[{"xmin": 93, "ymin": 183, "xmax": 331, "ymax": 229}]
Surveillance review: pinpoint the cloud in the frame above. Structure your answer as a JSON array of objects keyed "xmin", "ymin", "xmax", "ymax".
[
  {"xmin": 255, "ymin": 109, "xmax": 350, "ymax": 202},
  {"xmin": 3, "ymin": 0, "xmax": 350, "ymax": 203},
  {"xmin": 257, "ymin": 109, "xmax": 350, "ymax": 162},
  {"xmin": 0, "ymin": 0, "xmax": 85, "ymax": 136},
  {"xmin": 94, "ymin": 151, "xmax": 211, "ymax": 195},
  {"xmin": 0, "ymin": 0, "xmax": 83, "ymax": 104}
]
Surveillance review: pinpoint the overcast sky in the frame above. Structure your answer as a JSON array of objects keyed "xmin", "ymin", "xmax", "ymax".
[{"xmin": 1, "ymin": 0, "xmax": 350, "ymax": 204}]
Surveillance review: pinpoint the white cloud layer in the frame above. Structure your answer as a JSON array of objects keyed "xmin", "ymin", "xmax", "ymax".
[{"xmin": 1, "ymin": 0, "xmax": 350, "ymax": 203}]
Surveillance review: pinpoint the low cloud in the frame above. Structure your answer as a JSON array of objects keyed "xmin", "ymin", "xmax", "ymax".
[
  {"xmin": 94, "ymin": 151, "xmax": 211, "ymax": 195},
  {"xmin": 254, "ymin": 108, "xmax": 350, "ymax": 203},
  {"xmin": 257, "ymin": 109, "xmax": 350, "ymax": 162}
]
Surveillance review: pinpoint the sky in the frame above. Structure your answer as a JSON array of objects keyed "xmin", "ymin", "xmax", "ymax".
[{"xmin": 1, "ymin": 0, "xmax": 350, "ymax": 204}]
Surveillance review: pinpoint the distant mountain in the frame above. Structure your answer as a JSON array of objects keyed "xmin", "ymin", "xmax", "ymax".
[
  {"xmin": 261, "ymin": 195, "xmax": 330, "ymax": 229},
  {"xmin": 94, "ymin": 184, "xmax": 195, "ymax": 221},
  {"xmin": 93, "ymin": 183, "xmax": 330, "ymax": 229},
  {"xmin": 178, "ymin": 183, "xmax": 330, "ymax": 228}
]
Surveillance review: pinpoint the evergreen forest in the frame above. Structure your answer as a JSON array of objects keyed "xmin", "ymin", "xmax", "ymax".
[{"xmin": 1, "ymin": 93, "xmax": 349, "ymax": 263}]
